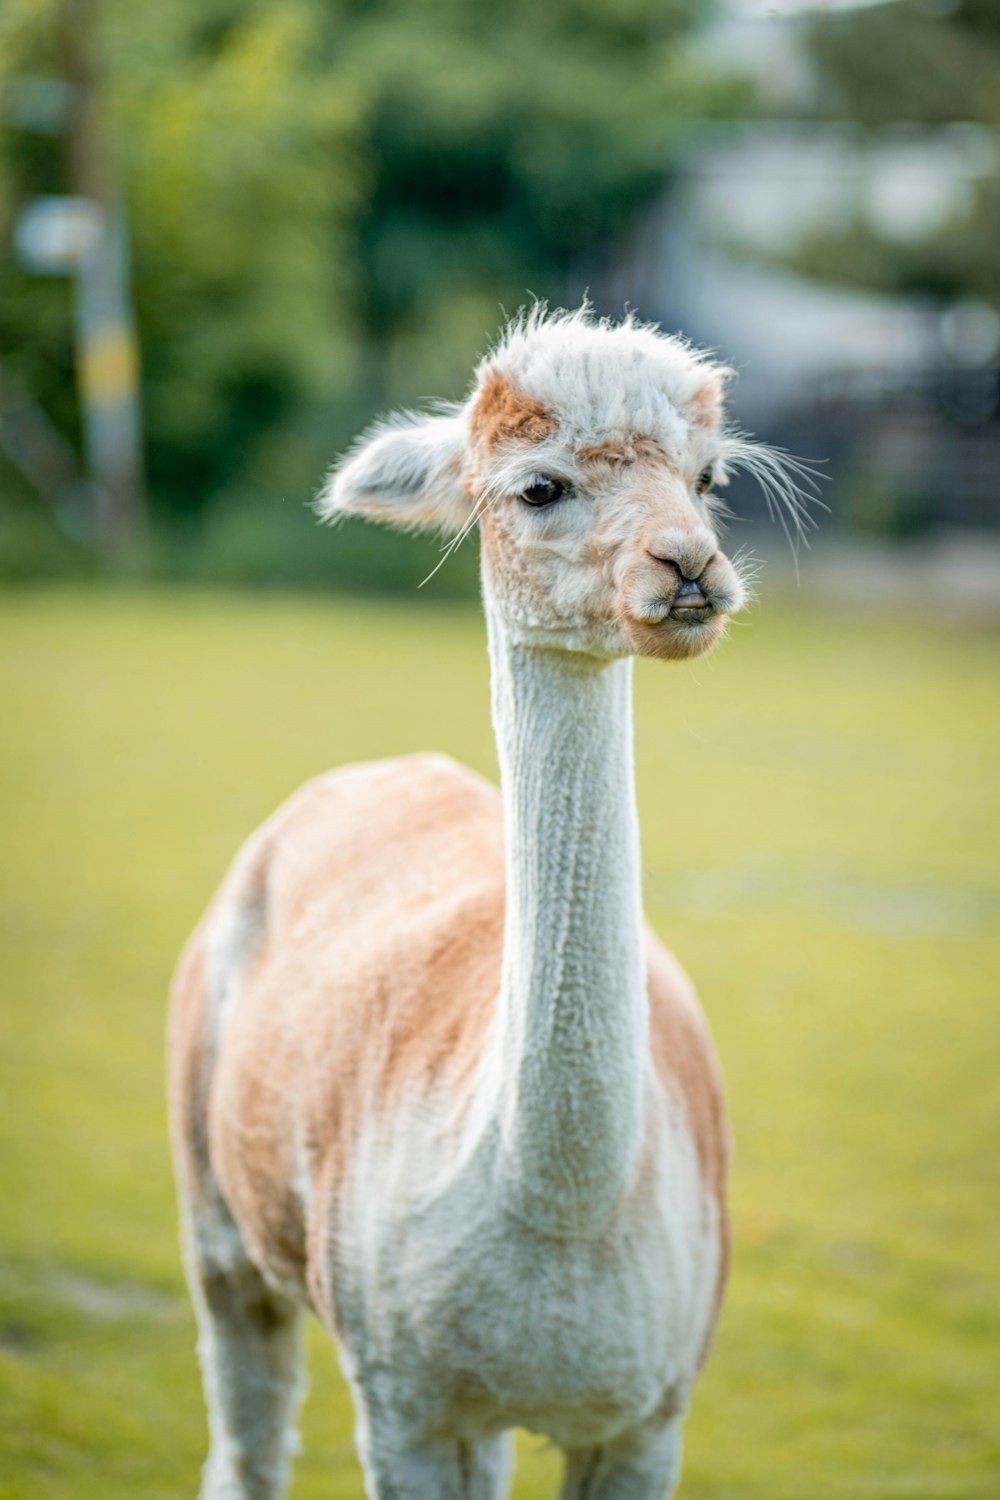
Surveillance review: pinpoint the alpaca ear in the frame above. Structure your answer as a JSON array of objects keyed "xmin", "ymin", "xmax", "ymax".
[
  {"xmin": 687, "ymin": 366, "xmax": 735, "ymax": 429},
  {"xmin": 317, "ymin": 411, "xmax": 472, "ymax": 534}
]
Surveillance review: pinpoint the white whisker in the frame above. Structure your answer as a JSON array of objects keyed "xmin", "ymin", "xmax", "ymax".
[
  {"xmin": 418, "ymin": 493, "xmax": 499, "ymax": 588},
  {"xmin": 722, "ymin": 434, "xmax": 829, "ymax": 580},
  {"xmin": 726, "ymin": 542, "xmax": 764, "ymax": 606}
]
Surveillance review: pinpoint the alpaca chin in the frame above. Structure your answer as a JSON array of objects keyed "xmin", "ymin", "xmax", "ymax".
[{"xmin": 623, "ymin": 609, "xmax": 730, "ymax": 661}]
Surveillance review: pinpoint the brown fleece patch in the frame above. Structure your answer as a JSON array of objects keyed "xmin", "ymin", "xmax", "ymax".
[
  {"xmin": 168, "ymin": 922, "xmax": 213, "ymax": 1196},
  {"xmin": 169, "ymin": 842, "xmax": 311, "ymax": 1293},
  {"xmin": 688, "ymin": 375, "xmax": 725, "ymax": 428},
  {"xmin": 646, "ymin": 933, "xmax": 730, "ymax": 1364},
  {"xmin": 577, "ymin": 434, "xmax": 666, "ymax": 468},
  {"xmin": 469, "ymin": 368, "xmax": 558, "ymax": 450},
  {"xmin": 171, "ymin": 756, "xmax": 504, "ymax": 1320}
]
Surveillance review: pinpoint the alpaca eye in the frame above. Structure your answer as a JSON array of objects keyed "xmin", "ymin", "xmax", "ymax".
[
  {"xmin": 695, "ymin": 467, "xmax": 714, "ymax": 494},
  {"xmin": 519, "ymin": 478, "xmax": 568, "ymax": 508}
]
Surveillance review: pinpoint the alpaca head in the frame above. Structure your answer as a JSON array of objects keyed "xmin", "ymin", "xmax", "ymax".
[{"xmin": 321, "ymin": 308, "xmax": 798, "ymax": 662}]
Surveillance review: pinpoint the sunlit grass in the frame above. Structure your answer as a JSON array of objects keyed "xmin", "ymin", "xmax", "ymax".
[{"xmin": 1, "ymin": 585, "xmax": 998, "ymax": 1498}]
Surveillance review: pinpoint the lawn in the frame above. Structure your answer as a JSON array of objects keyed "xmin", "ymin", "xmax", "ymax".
[{"xmin": 1, "ymin": 585, "xmax": 998, "ymax": 1499}]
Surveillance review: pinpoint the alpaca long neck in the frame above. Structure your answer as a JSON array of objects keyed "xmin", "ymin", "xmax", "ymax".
[{"xmin": 486, "ymin": 607, "xmax": 648, "ymax": 1235}]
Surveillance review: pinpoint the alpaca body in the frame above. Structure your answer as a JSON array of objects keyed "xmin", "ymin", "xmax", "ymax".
[{"xmin": 172, "ymin": 749, "xmax": 726, "ymax": 1485}]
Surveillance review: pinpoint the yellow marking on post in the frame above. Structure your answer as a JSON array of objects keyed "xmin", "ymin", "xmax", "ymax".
[{"xmin": 81, "ymin": 327, "xmax": 138, "ymax": 409}]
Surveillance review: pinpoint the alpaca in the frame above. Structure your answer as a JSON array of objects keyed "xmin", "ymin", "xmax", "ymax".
[{"xmin": 169, "ymin": 307, "xmax": 794, "ymax": 1499}]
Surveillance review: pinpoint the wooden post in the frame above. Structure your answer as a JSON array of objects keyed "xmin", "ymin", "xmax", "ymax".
[{"xmin": 62, "ymin": 0, "xmax": 146, "ymax": 563}]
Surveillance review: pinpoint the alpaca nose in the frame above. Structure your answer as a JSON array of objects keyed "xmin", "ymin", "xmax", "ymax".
[{"xmin": 646, "ymin": 527, "xmax": 717, "ymax": 594}]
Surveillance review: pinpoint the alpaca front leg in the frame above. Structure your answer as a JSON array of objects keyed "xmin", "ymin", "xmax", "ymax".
[
  {"xmin": 352, "ymin": 1393, "xmax": 512, "ymax": 1500},
  {"xmin": 560, "ymin": 1419, "xmax": 684, "ymax": 1500}
]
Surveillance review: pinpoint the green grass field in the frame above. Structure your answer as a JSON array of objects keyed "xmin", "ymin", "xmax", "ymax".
[{"xmin": 1, "ymin": 585, "xmax": 998, "ymax": 1499}]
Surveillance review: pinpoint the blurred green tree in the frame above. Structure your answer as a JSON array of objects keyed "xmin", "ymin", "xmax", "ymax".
[{"xmin": 0, "ymin": 0, "xmax": 735, "ymax": 583}]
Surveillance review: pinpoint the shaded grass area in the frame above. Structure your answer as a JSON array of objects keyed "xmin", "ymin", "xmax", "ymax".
[{"xmin": 1, "ymin": 586, "xmax": 998, "ymax": 1498}]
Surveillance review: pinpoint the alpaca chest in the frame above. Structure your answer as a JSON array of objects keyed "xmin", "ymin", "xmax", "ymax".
[
  {"xmin": 441, "ymin": 1232, "xmax": 691, "ymax": 1442},
  {"xmin": 333, "ymin": 1131, "xmax": 720, "ymax": 1447}
]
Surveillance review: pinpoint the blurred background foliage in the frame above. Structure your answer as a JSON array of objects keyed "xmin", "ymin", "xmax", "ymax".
[
  {"xmin": 780, "ymin": 0, "xmax": 1000, "ymax": 306},
  {"xmin": 0, "ymin": 0, "xmax": 742, "ymax": 590},
  {"xmin": 0, "ymin": 0, "xmax": 998, "ymax": 589}
]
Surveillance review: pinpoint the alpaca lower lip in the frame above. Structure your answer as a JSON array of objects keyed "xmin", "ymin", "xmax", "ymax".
[
  {"xmin": 669, "ymin": 603, "xmax": 714, "ymax": 624},
  {"xmin": 635, "ymin": 600, "xmax": 716, "ymax": 627}
]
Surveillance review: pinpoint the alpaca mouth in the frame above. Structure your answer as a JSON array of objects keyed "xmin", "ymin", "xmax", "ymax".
[
  {"xmin": 638, "ymin": 595, "xmax": 718, "ymax": 628},
  {"xmin": 669, "ymin": 601, "xmax": 714, "ymax": 625},
  {"xmin": 668, "ymin": 576, "xmax": 734, "ymax": 624}
]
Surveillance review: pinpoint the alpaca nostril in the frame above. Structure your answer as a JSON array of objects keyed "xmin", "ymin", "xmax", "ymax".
[
  {"xmin": 647, "ymin": 552, "xmax": 691, "ymax": 581},
  {"xmin": 647, "ymin": 528, "xmax": 718, "ymax": 584}
]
